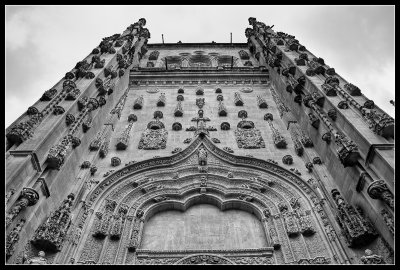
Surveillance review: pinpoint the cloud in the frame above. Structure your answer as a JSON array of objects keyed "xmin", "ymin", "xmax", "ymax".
[{"xmin": 5, "ymin": 5, "xmax": 394, "ymax": 127}]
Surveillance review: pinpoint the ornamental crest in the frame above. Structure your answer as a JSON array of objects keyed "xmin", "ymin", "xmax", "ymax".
[
  {"xmin": 138, "ymin": 129, "xmax": 168, "ymax": 150},
  {"xmin": 235, "ymin": 121, "xmax": 265, "ymax": 149}
]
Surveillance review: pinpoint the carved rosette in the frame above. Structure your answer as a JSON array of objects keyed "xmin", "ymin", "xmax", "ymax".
[
  {"xmin": 367, "ymin": 180, "xmax": 393, "ymax": 210},
  {"xmin": 331, "ymin": 189, "xmax": 378, "ymax": 247},
  {"xmin": 282, "ymin": 155, "xmax": 293, "ymax": 165},
  {"xmin": 31, "ymin": 193, "xmax": 75, "ymax": 252}
]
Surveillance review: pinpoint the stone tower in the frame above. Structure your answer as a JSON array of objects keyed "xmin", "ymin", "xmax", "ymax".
[{"xmin": 5, "ymin": 17, "xmax": 394, "ymax": 265}]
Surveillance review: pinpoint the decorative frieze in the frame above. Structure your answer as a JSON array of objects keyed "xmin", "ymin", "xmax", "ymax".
[
  {"xmin": 31, "ymin": 193, "xmax": 75, "ymax": 252},
  {"xmin": 367, "ymin": 180, "xmax": 393, "ymax": 210},
  {"xmin": 234, "ymin": 92, "xmax": 244, "ymax": 106},
  {"xmin": 331, "ymin": 189, "xmax": 378, "ymax": 247}
]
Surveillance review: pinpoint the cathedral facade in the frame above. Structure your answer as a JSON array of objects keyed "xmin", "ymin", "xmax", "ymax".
[{"xmin": 5, "ymin": 17, "xmax": 394, "ymax": 264}]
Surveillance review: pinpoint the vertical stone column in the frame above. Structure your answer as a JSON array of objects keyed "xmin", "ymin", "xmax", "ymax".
[{"xmin": 6, "ymin": 187, "xmax": 39, "ymax": 228}]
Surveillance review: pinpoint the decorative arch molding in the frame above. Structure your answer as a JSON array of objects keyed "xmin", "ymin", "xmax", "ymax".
[
  {"xmin": 73, "ymin": 135, "xmax": 344, "ymax": 264},
  {"xmin": 174, "ymin": 254, "xmax": 236, "ymax": 264}
]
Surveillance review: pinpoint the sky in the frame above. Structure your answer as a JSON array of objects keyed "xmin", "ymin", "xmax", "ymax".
[{"xmin": 5, "ymin": 5, "xmax": 395, "ymax": 127}]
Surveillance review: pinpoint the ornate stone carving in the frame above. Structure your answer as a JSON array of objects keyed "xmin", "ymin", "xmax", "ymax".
[
  {"xmin": 360, "ymin": 249, "xmax": 385, "ymax": 264},
  {"xmin": 239, "ymin": 49, "xmax": 250, "ymax": 60},
  {"xmin": 157, "ymin": 93, "xmax": 166, "ymax": 106},
  {"xmin": 116, "ymin": 115, "xmax": 136, "ymax": 150},
  {"xmin": 266, "ymin": 120, "xmax": 286, "ymax": 148},
  {"xmin": 174, "ymin": 101, "xmax": 183, "ymax": 117},
  {"xmin": 344, "ymin": 83, "xmax": 361, "ymax": 96},
  {"xmin": 221, "ymin": 122, "xmax": 230, "ymax": 130},
  {"xmin": 196, "ymin": 87, "xmax": 204, "ymax": 95},
  {"xmin": 312, "ymin": 157, "xmax": 322, "ymax": 164},
  {"xmin": 334, "ymin": 132, "xmax": 360, "ymax": 167},
  {"xmin": 65, "ymin": 113, "xmax": 75, "ymax": 126},
  {"xmin": 283, "ymin": 211, "xmax": 300, "ymax": 237},
  {"xmin": 367, "ymin": 180, "xmax": 393, "ymax": 210},
  {"xmin": 65, "ymin": 88, "xmax": 81, "ymax": 100},
  {"xmin": 6, "ymin": 219, "xmax": 26, "ymax": 260},
  {"xmin": 235, "ymin": 121, "xmax": 265, "ymax": 149},
  {"xmin": 216, "ymin": 101, "xmax": 227, "ymax": 116},
  {"xmin": 300, "ymin": 130, "xmax": 313, "ymax": 147},
  {"xmin": 171, "ymin": 147, "xmax": 182, "ymax": 154},
  {"xmin": 337, "ymin": 100, "xmax": 349, "ymax": 109},
  {"xmin": 127, "ymin": 218, "xmax": 141, "ymax": 252},
  {"xmin": 99, "ymin": 140, "xmax": 109, "ymax": 158},
  {"xmin": 23, "ymin": 251, "xmax": 48, "ymax": 264},
  {"xmin": 82, "ymin": 114, "xmax": 92, "ymax": 133},
  {"xmin": 308, "ymin": 113, "xmax": 320, "ymax": 129},
  {"xmin": 215, "ymin": 88, "xmax": 222, "ymax": 93},
  {"xmin": 133, "ymin": 95, "xmax": 144, "ymax": 109},
  {"xmin": 216, "ymin": 94, "xmax": 224, "ymax": 101},
  {"xmin": 305, "ymin": 162, "xmax": 313, "ymax": 172},
  {"xmin": 297, "ymin": 257, "xmax": 330, "ymax": 264},
  {"xmin": 327, "ymin": 109, "xmax": 337, "ymax": 121},
  {"xmin": 331, "ymin": 189, "xmax": 378, "ymax": 247},
  {"xmin": 178, "ymin": 88, "xmax": 184, "ymax": 94},
  {"xmin": 282, "ymin": 155, "xmax": 293, "ymax": 165},
  {"xmin": 322, "ymin": 132, "xmax": 332, "ymax": 144},
  {"xmin": 110, "ymin": 205, "xmax": 129, "ymax": 240},
  {"xmin": 90, "ymin": 166, "xmax": 97, "ymax": 176},
  {"xmin": 234, "ymin": 92, "xmax": 244, "ymax": 106},
  {"xmin": 197, "ymin": 146, "xmax": 208, "ymax": 166},
  {"xmin": 31, "ymin": 193, "xmax": 75, "ymax": 252},
  {"xmin": 172, "ymin": 122, "xmax": 182, "ymax": 131},
  {"xmin": 196, "ymin": 98, "xmax": 205, "ymax": 108},
  {"xmin": 380, "ymin": 209, "xmax": 394, "ymax": 235},
  {"xmin": 111, "ymin": 157, "xmax": 121, "ymax": 167},
  {"xmin": 93, "ymin": 199, "xmax": 117, "ymax": 238},
  {"xmin": 176, "ymin": 255, "xmax": 233, "ymax": 264},
  {"xmin": 177, "ymin": 94, "xmax": 184, "ymax": 101},
  {"xmin": 148, "ymin": 50, "xmax": 160, "ymax": 60},
  {"xmin": 363, "ymin": 100, "xmax": 374, "ymax": 109},
  {"xmin": 40, "ymin": 88, "xmax": 57, "ymax": 101},
  {"xmin": 257, "ymin": 95, "xmax": 268, "ymax": 108},
  {"xmin": 211, "ymin": 138, "xmax": 220, "ymax": 143},
  {"xmin": 77, "ymin": 96, "xmax": 88, "ymax": 111},
  {"xmin": 46, "ymin": 135, "xmax": 72, "ymax": 169},
  {"xmin": 223, "ymin": 147, "xmax": 234, "ymax": 153},
  {"xmin": 183, "ymin": 138, "xmax": 192, "ymax": 144},
  {"xmin": 361, "ymin": 109, "xmax": 394, "ymax": 138},
  {"xmin": 264, "ymin": 113, "xmax": 273, "ymax": 121},
  {"xmin": 153, "ymin": 111, "xmax": 163, "ymax": 119},
  {"xmin": 138, "ymin": 120, "xmax": 168, "ymax": 150},
  {"xmin": 238, "ymin": 110, "xmax": 248, "ymax": 119},
  {"xmin": 321, "ymin": 83, "xmax": 337, "ymax": 96},
  {"xmin": 269, "ymin": 227, "xmax": 281, "ymax": 250},
  {"xmin": 53, "ymin": 105, "xmax": 65, "ymax": 115},
  {"xmin": 71, "ymin": 136, "xmax": 81, "ymax": 148},
  {"xmin": 81, "ymin": 161, "xmax": 91, "ymax": 169}
]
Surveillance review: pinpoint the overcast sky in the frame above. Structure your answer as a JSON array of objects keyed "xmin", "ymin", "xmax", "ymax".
[{"xmin": 5, "ymin": 5, "xmax": 395, "ymax": 127}]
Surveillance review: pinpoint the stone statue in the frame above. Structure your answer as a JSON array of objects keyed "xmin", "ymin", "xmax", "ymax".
[
  {"xmin": 23, "ymin": 251, "xmax": 48, "ymax": 264},
  {"xmin": 198, "ymin": 147, "xmax": 207, "ymax": 166}
]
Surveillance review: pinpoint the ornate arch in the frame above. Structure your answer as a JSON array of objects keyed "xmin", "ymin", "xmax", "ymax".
[{"xmin": 74, "ymin": 135, "xmax": 338, "ymax": 264}]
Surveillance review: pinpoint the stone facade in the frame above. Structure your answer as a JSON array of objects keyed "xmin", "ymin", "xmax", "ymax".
[{"xmin": 5, "ymin": 17, "xmax": 394, "ymax": 265}]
